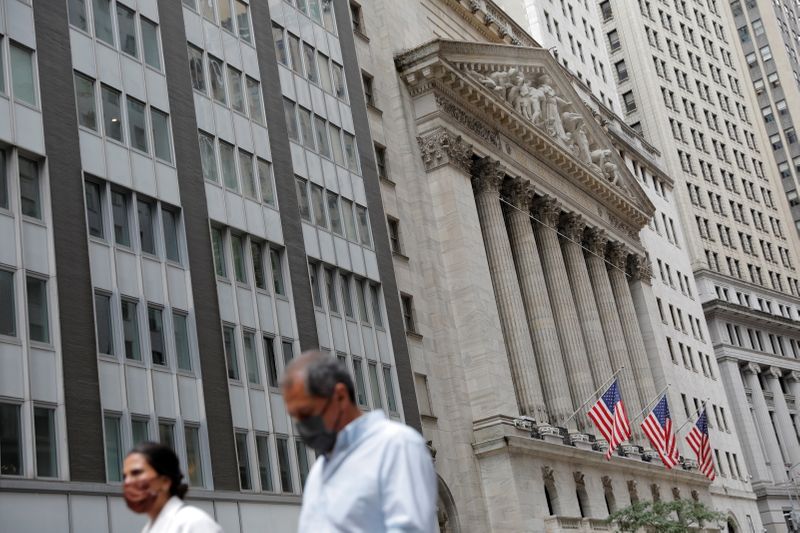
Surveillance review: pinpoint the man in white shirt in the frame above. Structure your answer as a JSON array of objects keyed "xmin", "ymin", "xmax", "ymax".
[{"xmin": 282, "ymin": 350, "xmax": 437, "ymax": 533}]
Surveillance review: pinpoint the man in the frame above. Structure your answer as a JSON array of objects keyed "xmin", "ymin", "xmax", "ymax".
[{"xmin": 282, "ymin": 350, "xmax": 437, "ymax": 532}]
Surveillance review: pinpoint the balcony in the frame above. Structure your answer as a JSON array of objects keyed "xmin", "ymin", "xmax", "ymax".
[{"xmin": 543, "ymin": 517, "xmax": 610, "ymax": 532}]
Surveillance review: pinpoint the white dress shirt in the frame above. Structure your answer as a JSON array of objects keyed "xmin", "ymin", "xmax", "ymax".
[
  {"xmin": 298, "ymin": 410, "xmax": 437, "ymax": 533},
  {"xmin": 141, "ymin": 496, "xmax": 223, "ymax": 533}
]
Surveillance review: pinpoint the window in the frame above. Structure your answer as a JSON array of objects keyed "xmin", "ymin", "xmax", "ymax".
[
  {"xmin": 231, "ymin": 234, "xmax": 247, "ymax": 284},
  {"xmin": 388, "ymin": 217, "xmax": 401, "ymax": 254},
  {"xmin": 117, "ymin": 5, "xmax": 138, "ymax": 58},
  {"xmin": 121, "ymin": 299, "xmax": 141, "ymax": 360},
  {"xmin": 303, "ymin": 43, "xmax": 318, "ymax": 84},
  {"xmin": 69, "ymin": 0, "xmax": 89, "ymax": 31},
  {"xmin": 362, "ymin": 72, "xmax": 375, "ymax": 107},
  {"xmin": 223, "ymin": 325, "xmax": 239, "ymax": 380},
  {"xmin": 227, "ymin": 66, "xmax": 245, "ymax": 114},
  {"xmin": 760, "ymin": 45, "xmax": 772, "ymax": 62},
  {"xmin": 273, "ymin": 24, "xmax": 287, "ymax": 65},
  {"xmin": 0, "ymin": 151, "xmax": 6, "ymax": 209},
  {"xmin": 356, "ymin": 206, "xmax": 371, "ymax": 247},
  {"xmin": 350, "ymin": 1, "xmax": 364, "ymax": 34},
  {"xmin": 85, "ymin": 181, "xmax": 105, "ymax": 238},
  {"xmin": 414, "ymin": 372, "xmax": 431, "ymax": 416},
  {"xmin": 284, "ymin": 99, "xmax": 299, "ymax": 141},
  {"xmin": 332, "ymin": 63, "xmax": 347, "ymax": 101},
  {"xmin": 600, "ymin": 0, "xmax": 612, "ymax": 20},
  {"xmin": 27, "ymin": 277, "xmax": 49, "ymax": 344},
  {"xmin": 370, "ymin": 284, "xmax": 383, "ymax": 327},
  {"xmin": 614, "ymin": 60, "xmax": 628, "ymax": 82},
  {"xmin": 148, "ymin": 306, "xmax": 165, "ymax": 366},
  {"xmin": 325, "ymin": 268, "xmax": 338, "ymax": 314},
  {"xmin": 383, "ymin": 366, "xmax": 398, "ymax": 413},
  {"xmin": 288, "ymin": 34, "xmax": 303, "ymax": 75},
  {"xmin": 74, "ymin": 72, "xmax": 97, "ymax": 131},
  {"xmin": 264, "ymin": 336, "xmax": 279, "ymax": 387},
  {"xmin": 112, "ymin": 190, "xmax": 131, "ymax": 246},
  {"xmin": 256, "ymin": 435, "xmax": 274, "ymax": 491},
  {"xmin": 141, "ymin": 18, "xmax": 161, "ymax": 70},
  {"xmin": 10, "ymin": 43, "xmax": 36, "ymax": 106},
  {"xmin": 329, "ymin": 124, "xmax": 345, "ymax": 166},
  {"xmin": 295, "ymin": 440, "xmax": 310, "ymax": 488},
  {"xmin": 276, "ymin": 436, "xmax": 293, "ymax": 493},
  {"xmin": 137, "ymin": 199, "xmax": 155, "ymax": 254},
  {"xmin": 131, "ymin": 418, "xmax": 149, "ymax": 445},
  {"xmin": 95, "ymin": 292, "xmax": 114, "ymax": 355},
  {"xmin": 102, "ymin": 85, "xmax": 123, "ymax": 142},
  {"xmin": 401, "ymin": 294, "xmax": 416, "ymax": 333},
  {"xmin": 246, "ymin": 77, "xmax": 263, "ymax": 124},
  {"xmin": 314, "ymin": 116, "xmax": 330, "ymax": 158},
  {"xmin": 234, "ymin": 432, "xmax": 252, "ymax": 490},
  {"xmin": 184, "ymin": 426, "xmax": 204, "ymax": 486},
  {"xmin": 0, "ymin": 403, "xmax": 22, "ymax": 475},
  {"xmin": 0, "ymin": 270, "xmax": 15, "ymax": 338},
  {"xmin": 173, "ymin": 312, "xmax": 191, "ymax": 371},
  {"xmin": 257, "ymin": 159, "xmax": 275, "ymax": 206},
  {"xmin": 151, "ymin": 109, "xmax": 172, "ymax": 163},
  {"xmin": 352, "ymin": 358, "xmax": 368, "ymax": 407},
  {"xmin": 127, "ymin": 98, "xmax": 148, "ymax": 153},
  {"xmin": 162, "ymin": 208, "xmax": 181, "ymax": 263},
  {"xmin": 93, "ymin": 0, "xmax": 115, "ymax": 44},
  {"xmin": 251, "ymin": 242, "xmax": 266, "ymax": 290},
  {"xmin": 270, "ymin": 248, "xmax": 285, "ymax": 296},
  {"xmin": 235, "ymin": 0, "xmax": 251, "ymax": 42},
  {"xmin": 209, "ymin": 56, "xmax": 227, "ymax": 103},
  {"xmin": 199, "ymin": 132, "xmax": 218, "ymax": 183},
  {"xmin": 282, "ymin": 340, "xmax": 294, "ymax": 367},
  {"xmin": 295, "ymin": 178, "xmax": 311, "ymax": 221},
  {"xmin": 158, "ymin": 420, "xmax": 175, "ymax": 449},
  {"xmin": 298, "ymin": 107, "xmax": 314, "ymax": 149},
  {"xmin": 188, "ymin": 45, "xmax": 206, "ymax": 92},
  {"xmin": 311, "ymin": 184, "xmax": 327, "ymax": 229},
  {"xmin": 244, "ymin": 332, "xmax": 259, "ymax": 385},
  {"xmin": 368, "ymin": 362, "xmax": 383, "ymax": 409},
  {"xmin": 327, "ymin": 192, "xmax": 342, "ymax": 235},
  {"xmin": 219, "ymin": 141, "xmax": 238, "ymax": 191},
  {"xmin": 355, "ymin": 279, "xmax": 369, "ymax": 324},
  {"xmin": 622, "ymin": 91, "xmax": 636, "ymax": 113},
  {"xmin": 607, "ymin": 30, "xmax": 620, "ymax": 51},
  {"xmin": 343, "ymin": 133, "xmax": 358, "ymax": 171},
  {"xmin": 309, "ymin": 263, "xmax": 322, "ymax": 308},
  {"xmin": 19, "ymin": 156, "xmax": 41, "ymax": 220},
  {"xmin": 103, "ymin": 414, "xmax": 123, "ymax": 482},
  {"xmin": 340, "ymin": 273, "xmax": 354, "ymax": 318},
  {"xmin": 374, "ymin": 144, "xmax": 387, "ymax": 177}
]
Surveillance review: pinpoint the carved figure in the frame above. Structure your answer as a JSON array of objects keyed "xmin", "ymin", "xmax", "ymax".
[
  {"xmin": 476, "ymin": 68, "xmax": 522, "ymax": 101},
  {"xmin": 536, "ymin": 74, "xmax": 571, "ymax": 142},
  {"xmin": 591, "ymin": 148, "xmax": 620, "ymax": 184},
  {"xmin": 573, "ymin": 125, "xmax": 592, "ymax": 164}
]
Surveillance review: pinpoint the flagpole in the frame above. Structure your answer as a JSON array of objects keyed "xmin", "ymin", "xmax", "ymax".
[
  {"xmin": 674, "ymin": 397, "xmax": 710, "ymax": 434},
  {"xmin": 562, "ymin": 366, "xmax": 625, "ymax": 427},
  {"xmin": 629, "ymin": 383, "xmax": 671, "ymax": 425}
]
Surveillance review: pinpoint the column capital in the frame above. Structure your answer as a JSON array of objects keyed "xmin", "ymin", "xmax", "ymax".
[
  {"xmin": 607, "ymin": 241, "xmax": 630, "ymax": 270},
  {"xmin": 628, "ymin": 254, "xmax": 653, "ymax": 282},
  {"xmin": 789, "ymin": 371, "xmax": 800, "ymax": 382},
  {"xmin": 559, "ymin": 212, "xmax": 586, "ymax": 242},
  {"xmin": 584, "ymin": 227, "xmax": 608, "ymax": 256},
  {"xmin": 503, "ymin": 177, "xmax": 534, "ymax": 211},
  {"xmin": 416, "ymin": 128, "xmax": 473, "ymax": 173},
  {"xmin": 743, "ymin": 362, "xmax": 762, "ymax": 375},
  {"xmin": 768, "ymin": 366, "xmax": 784, "ymax": 379},
  {"xmin": 471, "ymin": 157, "xmax": 506, "ymax": 194},
  {"xmin": 532, "ymin": 195, "xmax": 561, "ymax": 227}
]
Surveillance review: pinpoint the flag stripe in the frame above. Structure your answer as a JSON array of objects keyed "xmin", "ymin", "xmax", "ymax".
[
  {"xmin": 685, "ymin": 408, "xmax": 715, "ymax": 480},
  {"xmin": 587, "ymin": 380, "xmax": 631, "ymax": 460}
]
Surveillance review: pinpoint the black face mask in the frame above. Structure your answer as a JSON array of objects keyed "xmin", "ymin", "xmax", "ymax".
[{"xmin": 295, "ymin": 397, "xmax": 342, "ymax": 455}]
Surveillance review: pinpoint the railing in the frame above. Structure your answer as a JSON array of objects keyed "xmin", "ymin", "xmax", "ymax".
[{"xmin": 542, "ymin": 516, "xmax": 720, "ymax": 532}]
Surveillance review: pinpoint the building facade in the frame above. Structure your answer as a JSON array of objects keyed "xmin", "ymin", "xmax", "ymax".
[
  {"xmin": 353, "ymin": 0, "xmax": 761, "ymax": 531},
  {"xmin": 600, "ymin": 0, "xmax": 800, "ymax": 531},
  {"xmin": 0, "ymin": 0, "xmax": 415, "ymax": 531}
]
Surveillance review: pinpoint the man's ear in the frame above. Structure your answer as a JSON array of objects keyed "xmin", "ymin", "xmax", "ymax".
[{"xmin": 334, "ymin": 382, "xmax": 348, "ymax": 402}]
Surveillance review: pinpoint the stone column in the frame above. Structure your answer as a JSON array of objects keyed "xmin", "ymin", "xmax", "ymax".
[
  {"xmin": 765, "ymin": 367, "xmax": 800, "ymax": 466},
  {"xmin": 532, "ymin": 196, "xmax": 594, "ymax": 432},
  {"xmin": 743, "ymin": 363, "xmax": 788, "ymax": 482},
  {"xmin": 503, "ymin": 178, "xmax": 570, "ymax": 426},
  {"xmin": 583, "ymin": 229, "xmax": 642, "ymax": 421},
  {"xmin": 472, "ymin": 158, "xmax": 546, "ymax": 419},
  {"xmin": 606, "ymin": 242, "xmax": 657, "ymax": 413},
  {"xmin": 559, "ymin": 214, "xmax": 614, "ymax": 389},
  {"xmin": 789, "ymin": 372, "xmax": 800, "ymax": 440}
]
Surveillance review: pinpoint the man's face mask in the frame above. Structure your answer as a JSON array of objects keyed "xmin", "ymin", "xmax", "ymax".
[{"xmin": 296, "ymin": 396, "xmax": 342, "ymax": 455}]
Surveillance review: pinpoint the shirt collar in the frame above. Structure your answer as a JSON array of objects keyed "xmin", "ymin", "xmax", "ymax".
[
  {"xmin": 147, "ymin": 496, "xmax": 184, "ymax": 531},
  {"xmin": 330, "ymin": 410, "xmax": 386, "ymax": 458}
]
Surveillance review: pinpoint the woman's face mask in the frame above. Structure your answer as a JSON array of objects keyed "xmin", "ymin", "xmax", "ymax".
[{"xmin": 123, "ymin": 453, "xmax": 170, "ymax": 514}]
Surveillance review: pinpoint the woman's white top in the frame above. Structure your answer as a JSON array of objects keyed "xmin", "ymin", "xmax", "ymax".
[{"xmin": 141, "ymin": 496, "xmax": 223, "ymax": 533}]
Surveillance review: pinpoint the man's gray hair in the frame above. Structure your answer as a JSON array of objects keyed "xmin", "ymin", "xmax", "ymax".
[{"xmin": 284, "ymin": 350, "xmax": 356, "ymax": 403}]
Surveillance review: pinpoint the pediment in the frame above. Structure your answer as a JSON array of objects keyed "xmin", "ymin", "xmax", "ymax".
[{"xmin": 396, "ymin": 40, "xmax": 655, "ymax": 228}]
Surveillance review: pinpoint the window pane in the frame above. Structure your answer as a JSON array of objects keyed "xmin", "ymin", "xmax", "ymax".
[
  {"xmin": 173, "ymin": 313, "xmax": 191, "ymax": 371},
  {"xmin": 235, "ymin": 1, "xmax": 251, "ymax": 42},
  {"xmin": 199, "ymin": 132, "xmax": 218, "ymax": 183},
  {"xmin": 325, "ymin": 268, "xmax": 338, "ymax": 313},
  {"xmin": 257, "ymin": 159, "xmax": 275, "ymax": 206},
  {"xmin": 121, "ymin": 299, "xmax": 141, "ymax": 360},
  {"xmin": 95, "ymin": 293, "xmax": 114, "ymax": 355},
  {"xmin": 340, "ymin": 273, "xmax": 354, "ymax": 318},
  {"xmin": 159, "ymin": 421, "xmax": 175, "ymax": 449},
  {"xmin": 332, "ymin": 63, "xmax": 346, "ymax": 101},
  {"xmin": 188, "ymin": 45, "xmax": 206, "ymax": 93},
  {"xmin": 149, "ymin": 306, "xmax": 165, "ymax": 366},
  {"xmin": 232, "ymin": 234, "xmax": 247, "ymax": 283},
  {"xmin": 273, "ymin": 24, "xmax": 287, "ymax": 65},
  {"xmin": 0, "ymin": 151, "xmax": 7, "ymax": 209},
  {"xmin": 284, "ymin": 99, "xmax": 299, "ymax": 141},
  {"xmin": 356, "ymin": 280, "xmax": 369, "ymax": 324},
  {"xmin": 264, "ymin": 337, "xmax": 278, "ymax": 387},
  {"xmin": 370, "ymin": 285, "xmax": 382, "ymax": 327},
  {"xmin": 368, "ymin": 362, "xmax": 383, "ymax": 410},
  {"xmin": 91, "ymin": 0, "xmax": 114, "ymax": 44},
  {"xmin": 151, "ymin": 109, "xmax": 172, "ymax": 162},
  {"xmin": 209, "ymin": 56, "xmax": 227, "ymax": 103},
  {"xmin": 162, "ymin": 209, "xmax": 181, "ymax": 263},
  {"xmin": 314, "ymin": 116, "xmax": 330, "ymax": 158},
  {"xmin": 0, "ymin": 37, "xmax": 4, "ymax": 94},
  {"xmin": 246, "ymin": 77, "xmax": 263, "ymax": 124},
  {"xmin": 212, "ymin": 227, "xmax": 227, "ymax": 278},
  {"xmin": 270, "ymin": 248, "xmax": 285, "ymax": 296},
  {"xmin": 318, "ymin": 53, "xmax": 332, "ymax": 93},
  {"xmin": 382, "ymin": 366, "xmax": 397, "ymax": 412},
  {"xmin": 282, "ymin": 340, "xmax": 293, "ymax": 367},
  {"xmin": 252, "ymin": 242, "xmax": 266, "ymax": 290},
  {"xmin": 303, "ymin": 43, "xmax": 318, "ymax": 84},
  {"xmin": 185, "ymin": 426, "xmax": 204, "ymax": 486},
  {"xmin": 104, "ymin": 415, "xmax": 122, "ymax": 482},
  {"xmin": 244, "ymin": 332, "xmax": 259, "ymax": 384},
  {"xmin": 219, "ymin": 141, "xmax": 238, "ymax": 191},
  {"xmin": 298, "ymin": 107, "xmax": 314, "ymax": 149},
  {"xmin": 27, "ymin": 277, "xmax": 49, "ymax": 343},
  {"xmin": 327, "ymin": 192, "xmax": 342, "ymax": 235},
  {"xmin": 117, "ymin": 5, "xmax": 138, "ymax": 58},
  {"xmin": 223, "ymin": 325, "xmax": 239, "ymax": 380},
  {"xmin": 256, "ymin": 435, "xmax": 274, "ymax": 491},
  {"xmin": 141, "ymin": 18, "xmax": 161, "ymax": 70},
  {"xmin": 235, "ymin": 432, "xmax": 252, "ymax": 490},
  {"xmin": 344, "ymin": 133, "xmax": 358, "ymax": 171},
  {"xmin": 127, "ymin": 98, "xmax": 148, "ymax": 153},
  {"xmin": 68, "ymin": 0, "xmax": 89, "ymax": 31},
  {"xmin": 0, "ymin": 403, "xmax": 22, "ymax": 475},
  {"xmin": 101, "ymin": 85, "xmax": 123, "ymax": 142},
  {"xmin": 239, "ymin": 151, "xmax": 256, "ymax": 199},
  {"xmin": 131, "ymin": 418, "xmax": 149, "ymax": 445},
  {"xmin": 137, "ymin": 199, "xmax": 155, "ymax": 254},
  {"xmin": 341, "ymin": 199, "xmax": 356, "ymax": 241},
  {"xmin": 288, "ymin": 34, "xmax": 303, "ymax": 75},
  {"xmin": 10, "ymin": 43, "xmax": 36, "ymax": 106},
  {"xmin": 19, "ymin": 156, "xmax": 41, "ymax": 219},
  {"xmin": 329, "ymin": 125, "xmax": 344, "ymax": 166},
  {"xmin": 112, "ymin": 191, "xmax": 131, "ymax": 246},
  {"xmin": 352, "ymin": 358, "xmax": 368, "ymax": 407},
  {"xmin": 199, "ymin": 0, "xmax": 215, "ymax": 21},
  {"xmin": 309, "ymin": 263, "xmax": 322, "ymax": 308},
  {"xmin": 85, "ymin": 181, "xmax": 105, "ymax": 238},
  {"xmin": 0, "ymin": 270, "xmax": 15, "ymax": 337},
  {"xmin": 276, "ymin": 437, "xmax": 293, "ymax": 493},
  {"xmin": 295, "ymin": 178, "xmax": 311, "ymax": 221},
  {"xmin": 74, "ymin": 72, "xmax": 97, "ymax": 130},
  {"xmin": 311, "ymin": 184, "xmax": 327, "ymax": 228},
  {"xmin": 356, "ymin": 206, "xmax": 371, "ymax": 247},
  {"xmin": 218, "ymin": 0, "xmax": 234, "ymax": 31},
  {"xmin": 295, "ymin": 440, "xmax": 310, "ymax": 488},
  {"xmin": 227, "ymin": 67, "xmax": 245, "ymax": 113},
  {"xmin": 308, "ymin": 0, "xmax": 322, "ymax": 23}
]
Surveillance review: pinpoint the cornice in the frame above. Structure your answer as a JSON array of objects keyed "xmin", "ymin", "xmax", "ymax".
[{"xmin": 702, "ymin": 299, "xmax": 800, "ymax": 334}]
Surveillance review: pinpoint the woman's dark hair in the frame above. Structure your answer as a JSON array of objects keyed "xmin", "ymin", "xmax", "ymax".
[{"xmin": 129, "ymin": 442, "xmax": 189, "ymax": 499}]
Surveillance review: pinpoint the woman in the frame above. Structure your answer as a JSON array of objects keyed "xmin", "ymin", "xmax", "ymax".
[{"xmin": 123, "ymin": 442, "xmax": 223, "ymax": 533}]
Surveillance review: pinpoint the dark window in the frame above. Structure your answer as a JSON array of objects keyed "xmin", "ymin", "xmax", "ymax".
[
  {"xmin": 374, "ymin": 144, "xmax": 387, "ymax": 177},
  {"xmin": 362, "ymin": 72, "xmax": 375, "ymax": 107},
  {"xmin": 85, "ymin": 181, "xmax": 105, "ymax": 238}
]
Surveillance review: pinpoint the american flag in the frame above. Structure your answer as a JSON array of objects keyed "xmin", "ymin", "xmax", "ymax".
[
  {"xmin": 588, "ymin": 379, "xmax": 631, "ymax": 460},
  {"xmin": 686, "ymin": 408, "xmax": 716, "ymax": 480},
  {"xmin": 641, "ymin": 395, "xmax": 679, "ymax": 469}
]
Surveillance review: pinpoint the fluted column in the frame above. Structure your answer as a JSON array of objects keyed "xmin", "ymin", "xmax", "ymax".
[
  {"xmin": 743, "ymin": 363, "xmax": 788, "ymax": 482},
  {"xmin": 503, "ymin": 179, "xmax": 570, "ymax": 426},
  {"xmin": 765, "ymin": 367, "xmax": 800, "ymax": 466},
  {"xmin": 606, "ymin": 242, "xmax": 657, "ymax": 412},
  {"xmin": 583, "ymin": 229, "xmax": 641, "ymax": 420},
  {"xmin": 472, "ymin": 158, "xmax": 546, "ymax": 419},
  {"xmin": 532, "ymin": 196, "xmax": 593, "ymax": 432},
  {"xmin": 559, "ymin": 214, "xmax": 614, "ymax": 388}
]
